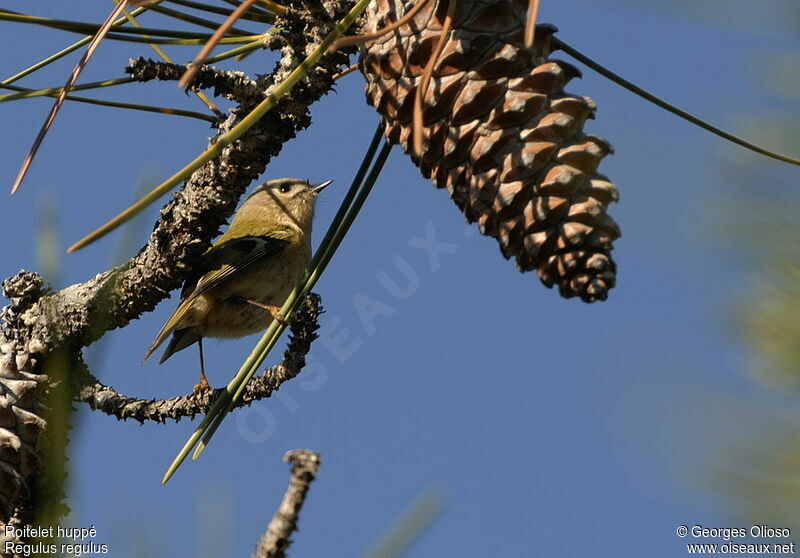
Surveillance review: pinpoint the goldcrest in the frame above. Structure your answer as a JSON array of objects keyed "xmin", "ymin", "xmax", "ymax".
[{"xmin": 143, "ymin": 177, "xmax": 332, "ymax": 389}]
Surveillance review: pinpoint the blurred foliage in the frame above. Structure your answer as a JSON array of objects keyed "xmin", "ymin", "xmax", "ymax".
[
  {"xmin": 108, "ymin": 508, "xmax": 169, "ymax": 558},
  {"xmin": 35, "ymin": 193, "xmax": 61, "ymax": 289},
  {"xmin": 693, "ymin": 0, "xmax": 800, "ymax": 532},
  {"xmin": 362, "ymin": 490, "xmax": 445, "ymax": 558},
  {"xmin": 710, "ymin": 405, "xmax": 800, "ymax": 528},
  {"xmin": 83, "ymin": 168, "xmax": 161, "ymax": 372},
  {"xmin": 739, "ymin": 260, "xmax": 800, "ymax": 391},
  {"xmin": 634, "ymin": 0, "xmax": 800, "ymax": 533},
  {"xmin": 194, "ymin": 481, "xmax": 233, "ymax": 558}
]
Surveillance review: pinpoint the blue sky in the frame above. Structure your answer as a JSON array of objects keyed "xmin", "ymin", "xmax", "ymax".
[{"xmin": 1, "ymin": 1, "xmax": 799, "ymax": 556}]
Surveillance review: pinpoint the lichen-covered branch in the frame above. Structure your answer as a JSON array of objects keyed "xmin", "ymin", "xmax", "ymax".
[
  {"xmin": 253, "ymin": 450, "xmax": 321, "ymax": 558},
  {"xmin": 0, "ymin": 0, "xmax": 356, "ymax": 526},
  {"xmin": 126, "ymin": 57, "xmax": 265, "ymax": 109},
  {"xmin": 75, "ymin": 293, "xmax": 322, "ymax": 423}
]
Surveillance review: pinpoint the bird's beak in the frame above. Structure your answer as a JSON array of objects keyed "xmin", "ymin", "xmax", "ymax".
[{"xmin": 312, "ymin": 179, "xmax": 333, "ymax": 193}]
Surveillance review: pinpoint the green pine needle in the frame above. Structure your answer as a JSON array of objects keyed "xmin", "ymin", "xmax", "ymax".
[{"xmin": 1, "ymin": 3, "xmax": 160, "ymax": 86}]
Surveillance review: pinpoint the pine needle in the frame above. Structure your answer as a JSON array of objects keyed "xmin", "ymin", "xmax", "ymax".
[
  {"xmin": 523, "ymin": 0, "xmax": 540, "ymax": 49},
  {"xmin": 329, "ymin": 0, "xmax": 431, "ymax": 51},
  {"xmin": 412, "ymin": 0, "xmax": 457, "ymax": 156},
  {"xmin": 114, "ymin": 1, "xmax": 222, "ymax": 115},
  {"xmin": 179, "ymin": 0, "xmax": 260, "ymax": 88},
  {"xmin": 2, "ymin": 3, "xmax": 159, "ymax": 86},
  {"xmin": 0, "ymin": 82, "xmax": 217, "ymax": 122},
  {"xmin": 165, "ymin": 0, "xmax": 274, "ymax": 23},
  {"xmin": 553, "ymin": 37, "xmax": 800, "ymax": 167},
  {"xmin": 10, "ymin": 1, "xmax": 130, "ymax": 194}
]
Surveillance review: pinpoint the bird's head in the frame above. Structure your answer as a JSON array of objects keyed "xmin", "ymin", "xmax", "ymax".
[{"xmin": 233, "ymin": 178, "xmax": 333, "ymax": 238}]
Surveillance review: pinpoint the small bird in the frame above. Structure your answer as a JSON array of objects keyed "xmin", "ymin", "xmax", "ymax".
[{"xmin": 143, "ymin": 177, "xmax": 332, "ymax": 390}]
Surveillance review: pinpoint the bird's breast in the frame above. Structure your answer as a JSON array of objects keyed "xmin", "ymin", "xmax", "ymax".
[{"xmin": 193, "ymin": 243, "xmax": 309, "ymax": 339}]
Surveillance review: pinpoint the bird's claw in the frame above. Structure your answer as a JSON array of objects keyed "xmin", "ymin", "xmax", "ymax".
[{"xmin": 194, "ymin": 377, "xmax": 211, "ymax": 394}]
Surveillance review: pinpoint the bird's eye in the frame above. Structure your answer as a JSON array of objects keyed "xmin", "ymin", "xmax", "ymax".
[{"xmin": 279, "ymin": 183, "xmax": 292, "ymax": 193}]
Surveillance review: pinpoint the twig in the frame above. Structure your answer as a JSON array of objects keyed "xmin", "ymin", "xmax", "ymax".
[
  {"xmin": 126, "ymin": 57, "xmax": 265, "ymax": 107},
  {"xmin": 75, "ymin": 294, "xmax": 322, "ymax": 423},
  {"xmin": 332, "ymin": 63, "xmax": 358, "ymax": 81},
  {"xmin": 253, "ymin": 450, "xmax": 321, "ymax": 558}
]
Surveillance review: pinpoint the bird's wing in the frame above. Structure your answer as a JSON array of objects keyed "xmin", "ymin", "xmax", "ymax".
[
  {"xmin": 142, "ymin": 235, "xmax": 289, "ymax": 363},
  {"xmin": 187, "ymin": 234, "xmax": 290, "ymax": 299}
]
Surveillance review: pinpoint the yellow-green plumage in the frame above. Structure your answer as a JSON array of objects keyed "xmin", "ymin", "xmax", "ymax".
[{"xmin": 143, "ymin": 178, "xmax": 329, "ymax": 373}]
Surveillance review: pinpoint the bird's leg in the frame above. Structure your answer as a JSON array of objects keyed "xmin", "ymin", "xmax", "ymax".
[
  {"xmin": 244, "ymin": 299, "xmax": 288, "ymax": 325},
  {"xmin": 194, "ymin": 337, "xmax": 210, "ymax": 393}
]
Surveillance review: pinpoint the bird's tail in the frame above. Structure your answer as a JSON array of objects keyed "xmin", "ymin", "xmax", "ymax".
[
  {"xmin": 158, "ymin": 328, "xmax": 201, "ymax": 364},
  {"xmin": 142, "ymin": 299, "xmax": 196, "ymax": 363}
]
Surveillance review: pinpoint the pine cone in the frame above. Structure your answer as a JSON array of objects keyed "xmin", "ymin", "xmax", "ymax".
[
  {"xmin": 359, "ymin": 0, "xmax": 620, "ymax": 302},
  {"xmin": 0, "ymin": 273, "xmax": 48, "ymax": 524}
]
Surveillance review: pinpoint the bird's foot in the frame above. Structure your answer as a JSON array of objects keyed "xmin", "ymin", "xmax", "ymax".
[
  {"xmin": 267, "ymin": 305, "xmax": 288, "ymax": 325},
  {"xmin": 193, "ymin": 376, "xmax": 211, "ymax": 394},
  {"xmin": 245, "ymin": 299, "xmax": 288, "ymax": 325}
]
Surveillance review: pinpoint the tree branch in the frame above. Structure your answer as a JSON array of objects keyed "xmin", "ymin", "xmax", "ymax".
[
  {"xmin": 253, "ymin": 449, "xmax": 321, "ymax": 558},
  {"xmin": 0, "ymin": 0, "xmax": 355, "ymax": 525},
  {"xmin": 126, "ymin": 57, "xmax": 266, "ymax": 108},
  {"xmin": 75, "ymin": 293, "xmax": 322, "ymax": 423}
]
